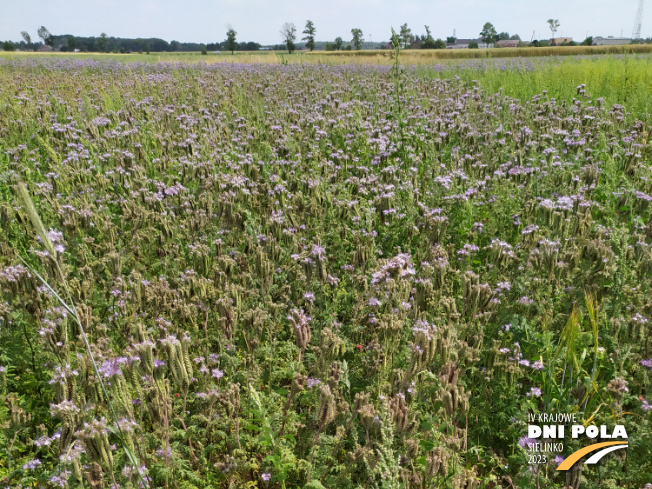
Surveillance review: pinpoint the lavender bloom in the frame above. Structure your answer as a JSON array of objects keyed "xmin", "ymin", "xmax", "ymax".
[
  {"xmin": 50, "ymin": 400, "xmax": 80, "ymax": 417},
  {"xmin": 23, "ymin": 458, "xmax": 42, "ymax": 470},
  {"xmin": 49, "ymin": 471, "xmax": 72, "ymax": 488},
  {"xmin": 527, "ymin": 387, "xmax": 542, "ymax": 397},
  {"xmin": 98, "ymin": 359, "xmax": 123, "ymax": 378},
  {"xmin": 306, "ymin": 378, "xmax": 321, "ymax": 388},
  {"xmin": 311, "ymin": 244, "xmax": 326, "ymax": 257},
  {"xmin": 519, "ymin": 436, "xmax": 536, "ymax": 449}
]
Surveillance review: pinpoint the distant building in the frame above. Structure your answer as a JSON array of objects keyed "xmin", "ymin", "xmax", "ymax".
[
  {"xmin": 496, "ymin": 40, "xmax": 520, "ymax": 48},
  {"xmin": 593, "ymin": 36, "xmax": 632, "ymax": 45},
  {"xmin": 551, "ymin": 37, "xmax": 573, "ymax": 46},
  {"xmin": 447, "ymin": 38, "xmax": 493, "ymax": 49},
  {"xmin": 37, "ymin": 45, "xmax": 53, "ymax": 52}
]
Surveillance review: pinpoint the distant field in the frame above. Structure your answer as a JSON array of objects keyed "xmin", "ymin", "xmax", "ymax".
[
  {"xmin": 307, "ymin": 42, "xmax": 652, "ymax": 61},
  {"xmin": 3, "ymin": 50, "xmax": 652, "ymax": 117},
  {"xmin": 2, "ymin": 42, "xmax": 652, "ymax": 65}
]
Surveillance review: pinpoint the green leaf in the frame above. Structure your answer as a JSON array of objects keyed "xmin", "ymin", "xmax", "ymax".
[{"xmin": 419, "ymin": 439, "xmax": 435, "ymax": 451}]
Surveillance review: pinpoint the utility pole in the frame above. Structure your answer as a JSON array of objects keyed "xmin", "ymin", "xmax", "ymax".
[{"xmin": 632, "ymin": 0, "xmax": 644, "ymax": 40}]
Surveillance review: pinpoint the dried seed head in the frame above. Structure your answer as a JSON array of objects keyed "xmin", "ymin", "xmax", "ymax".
[
  {"xmin": 359, "ymin": 403, "xmax": 377, "ymax": 433},
  {"xmin": 317, "ymin": 384, "xmax": 336, "ymax": 429},
  {"xmin": 327, "ymin": 361, "xmax": 343, "ymax": 389},
  {"xmin": 288, "ymin": 308, "xmax": 311, "ymax": 351},
  {"xmin": 291, "ymin": 372, "xmax": 307, "ymax": 393},
  {"xmin": 87, "ymin": 461, "xmax": 104, "ymax": 489}
]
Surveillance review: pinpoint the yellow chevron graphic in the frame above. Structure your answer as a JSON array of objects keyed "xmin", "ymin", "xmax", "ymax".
[{"xmin": 556, "ymin": 441, "xmax": 628, "ymax": 470}]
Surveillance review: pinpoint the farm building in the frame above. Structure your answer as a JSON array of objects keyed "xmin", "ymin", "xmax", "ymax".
[
  {"xmin": 447, "ymin": 38, "xmax": 494, "ymax": 49},
  {"xmin": 551, "ymin": 37, "xmax": 573, "ymax": 45},
  {"xmin": 593, "ymin": 36, "xmax": 632, "ymax": 45},
  {"xmin": 495, "ymin": 40, "xmax": 520, "ymax": 48}
]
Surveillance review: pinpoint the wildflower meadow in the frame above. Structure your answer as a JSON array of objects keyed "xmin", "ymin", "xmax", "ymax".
[{"xmin": 0, "ymin": 54, "xmax": 651, "ymax": 488}]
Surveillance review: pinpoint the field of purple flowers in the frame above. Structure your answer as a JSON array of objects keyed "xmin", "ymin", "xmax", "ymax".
[{"xmin": 0, "ymin": 58, "xmax": 651, "ymax": 489}]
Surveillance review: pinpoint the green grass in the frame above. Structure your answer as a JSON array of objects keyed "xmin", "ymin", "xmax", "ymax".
[{"xmin": 416, "ymin": 55, "xmax": 652, "ymax": 118}]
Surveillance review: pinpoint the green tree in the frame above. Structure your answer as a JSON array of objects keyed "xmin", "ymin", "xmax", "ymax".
[
  {"xmin": 446, "ymin": 36, "xmax": 457, "ymax": 43},
  {"xmin": 532, "ymin": 39, "xmax": 551, "ymax": 47},
  {"xmin": 581, "ymin": 36, "xmax": 593, "ymax": 46},
  {"xmin": 98, "ymin": 32, "xmax": 108, "ymax": 52},
  {"xmin": 510, "ymin": 34, "xmax": 521, "ymax": 41},
  {"xmin": 281, "ymin": 22, "xmax": 297, "ymax": 53},
  {"xmin": 498, "ymin": 32, "xmax": 510, "ymax": 40},
  {"xmin": 480, "ymin": 22, "xmax": 498, "ymax": 44},
  {"xmin": 433, "ymin": 38, "xmax": 446, "ymax": 49},
  {"xmin": 351, "ymin": 28, "xmax": 364, "ymax": 50},
  {"xmin": 68, "ymin": 36, "xmax": 77, "ymax": 51},
  {"xmin": 334, "ymin": 36, "xmax": 343, "ymax": 51},
  {"xmin": 547, "ymin": 19, "xmax": 560, "ymax": 40},
  {"xmin": 302, "ymin": 20, "xmax": 316, "ymax": 51},
  {"xmin": 21, "ymin": 31, "xmax": 31, "ymax": 45},
  {"xmin": 37, "ymin": 26, "xmax": 54, "ymax": 47},
  {"xmin": 225, "ymin": 26, "xmax": 237, "ymax": 54},
  {"xmin": 399, "ymin": 23, "xmax": 413, "ymax": 49},
  {"xmin": 3, "ymin": 41, "xmax": 15, "ymax": 51},
  {"xmin": 468, "ymin": 40, "xmax": 479, "ymax": 49},
  {"xmin": 421, "ymin": 26, "xmax": 437, "ymax": 49}
]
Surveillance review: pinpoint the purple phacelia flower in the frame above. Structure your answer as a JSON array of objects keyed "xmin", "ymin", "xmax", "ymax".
[{"xmin": 527, "ymin": 387, "xmax": 542, "ymax": 397}]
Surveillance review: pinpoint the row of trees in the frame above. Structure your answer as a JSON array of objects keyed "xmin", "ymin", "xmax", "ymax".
[
  {"xmin": 6, "ymin": 21, "xmax": 650, "ymax": 54},
  {"xmin": 1, "ymin": 26, "xmax": 56, "ymax": 51},
  {"xmin": 279, "ymin": 21, "xmax": 365, "ymax": 53},
  {"xmin": 5, "ymin": 26, "xmax": 260, "ymax": 53},
  {"xmin": 279, "ymin": 22, "xmax": 361, "ymax": 53},
  {"xmin": 269, "ymin": 18, "xmax": 636, "ymax": 52},
  {"xmin": 276, "ymin": 20, "xmax": 516, "ymax": 53}
]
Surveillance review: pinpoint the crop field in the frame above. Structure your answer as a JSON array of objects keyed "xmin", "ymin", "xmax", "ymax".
[{"xmin": 0, "ymin": 55, "xmax": 651, "ymax": 489}]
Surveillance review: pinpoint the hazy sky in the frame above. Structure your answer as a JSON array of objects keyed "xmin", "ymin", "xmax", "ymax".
[{"xmin": 1, "ymin": 0, "xmax": 647, "ymax": 44}]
